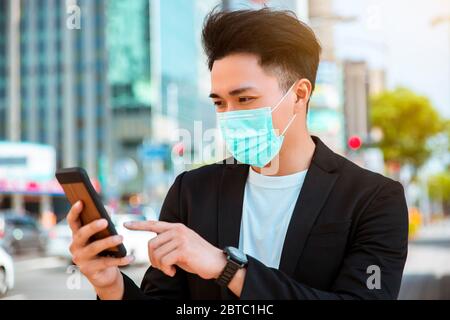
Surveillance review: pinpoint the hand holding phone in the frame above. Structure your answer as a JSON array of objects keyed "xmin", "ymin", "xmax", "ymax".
[
  {"xmin": 56, "ymin": 167, "xmax": 134, "ymax": 299},
  {"xmin": 56, "ymin": 167, "xmax": 126, "ymax": 257}
]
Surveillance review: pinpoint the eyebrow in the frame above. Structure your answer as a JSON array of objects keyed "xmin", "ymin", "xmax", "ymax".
[{"xmin": 209, "ymin": 86, "xmax": 257, "ymax": 99}]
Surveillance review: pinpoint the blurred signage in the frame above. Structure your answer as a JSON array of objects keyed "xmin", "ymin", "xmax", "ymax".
[
  {"xmin": 307, "ymin": 109, "xmax": 345, "ymax": 153},
  {"xmin": 138, "ymin": 143, "xmax": 170, "ymax": 161},
  {"xmin": 0, "ymin": 142, "xmax": 55, "ymax": 181},
  {"xmin": 310, "ymin": 61, "xmax": 343, "ymax": 110},
  {"xmin": 0, "ymin": 142, "xmax": 63, "ymax": 195},
  {"xmin": 308, "ymin": 61, "xmax": 345, "ymax": 153}
]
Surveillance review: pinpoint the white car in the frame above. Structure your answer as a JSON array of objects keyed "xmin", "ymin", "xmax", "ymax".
[
  {"xmin": 112, "ymin": 214, "xmax": 155, "ymax": 265},
  {"xmin": 46, "ymin": 219, "xmax": 72, "ymax": 261},
  {"xmin": 47, "ymin": 214, "xmax": 154, "ymax": 265},
  {"xmin": 0, "ymin": 246, "xmax": 14, "ymax": 296}
]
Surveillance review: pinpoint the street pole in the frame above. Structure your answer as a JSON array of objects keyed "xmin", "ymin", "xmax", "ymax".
[{"xmin": 8, "ymin": 0, "xmax": 24, "ymax": 213}]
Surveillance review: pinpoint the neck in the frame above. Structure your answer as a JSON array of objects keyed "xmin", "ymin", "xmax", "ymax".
[{"xmin": 252, "ymin": 130, "xmax": 316, "ymax": 176}]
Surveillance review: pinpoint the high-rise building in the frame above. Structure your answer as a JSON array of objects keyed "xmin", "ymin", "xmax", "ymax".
[{"xmin": 0, "ymin": 0, "xmax": 112, "ymax": 215}]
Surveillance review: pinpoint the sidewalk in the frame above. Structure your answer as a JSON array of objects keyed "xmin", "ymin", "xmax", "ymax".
[{"xmin": 399, "ymin": 219, "xmax": 450, "ymax": 299}]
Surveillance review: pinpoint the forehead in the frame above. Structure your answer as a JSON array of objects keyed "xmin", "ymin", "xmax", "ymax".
[{"xmin": 210, "ymin": 53, "xmax": 279, "ymax": 93}]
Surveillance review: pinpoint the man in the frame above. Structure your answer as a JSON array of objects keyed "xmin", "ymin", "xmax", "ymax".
[{"xmin": 67, "ymin": 8, "xmax": 408, "ymax": 300}]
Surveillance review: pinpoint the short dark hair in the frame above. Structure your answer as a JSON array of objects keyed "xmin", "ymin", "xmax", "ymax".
[{"xmin": 202, "ymin": 8, "xmax": 321, "ymax": 93}]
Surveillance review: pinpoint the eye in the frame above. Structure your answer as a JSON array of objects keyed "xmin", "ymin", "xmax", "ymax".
[
  {"xmin": 239, "ymin": 97, "xmax": 255, "ymax": 104},
  {"xmin": 213, "ymin": 100, "xmax": 224, "ymax": 107}
]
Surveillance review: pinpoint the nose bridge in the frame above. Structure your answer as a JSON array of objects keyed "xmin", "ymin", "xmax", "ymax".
[{"xmin": 222, "ymin": 99, "xmax": 239, "ymax": 112}]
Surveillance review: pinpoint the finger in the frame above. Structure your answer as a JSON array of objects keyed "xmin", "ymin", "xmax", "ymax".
[
  {"xmin": 150, "ymin": 238, "xmax": 178, "ymax": 270},
  {"xmin": 82, "ymin": 255, "xmax": 135, "ymax": 275},
  {"xmin": 67, "ymin": 201, "xmax": 83, "ymax": 232},
  {"xmin": 81, "ymin": 235, "xmax": 124, "ymax": 258},
  {"xmin": 148, "ymin": 229, "xmax": 176, "ymax": 252},
  {"xmin": 124, "ymin": 220, "xmax": 174, "ymax": 233},
  {"xmin": 74, "ymin": 218, "xmax": 108, "ymax": 248},
  {"xmin": 159, "ymin": 249, "xmax": 179, "ymax": 277}
]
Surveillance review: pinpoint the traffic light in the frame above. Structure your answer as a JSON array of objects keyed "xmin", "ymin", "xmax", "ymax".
[{"xmin": 348, "ymin": 135, "xmax": 362, "ymax": 150}]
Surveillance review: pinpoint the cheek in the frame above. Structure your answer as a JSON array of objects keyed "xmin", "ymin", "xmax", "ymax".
[{"xmin": 271, "ymin": 107, "xmax": 291, "ymax": 133}]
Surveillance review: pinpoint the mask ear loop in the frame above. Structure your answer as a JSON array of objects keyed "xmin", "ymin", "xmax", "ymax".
[
  {"xmin": 271, "ymin": 81, "xmax": 299, "ymax": 136},
  {"xmin": 271, "ymin": 81, "xmax": 298, "ymax": 113},
  {"xmin": 281, "ymin": 114, "xmax": 297, "ymax": 136}
]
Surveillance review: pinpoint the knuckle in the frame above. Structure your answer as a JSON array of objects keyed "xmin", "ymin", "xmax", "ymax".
[
  {"xmin": 74, "ymin": 230, "xmax": 83, "ymax": 243},
  {"xmin": 178, "ymin": 251, "xmax": 187, "ymax": 264},
  {"xmin": 69, "ymin": 242, "xmax": 75, "ymax": 254},
  {"xmin": 78, "ymin": 265, "xmax": 88, "ymax": 274},
  {"xmin": 148, "ymin": 240, "xmax": 157, "ymax": 251},
  {"xmin": 72, "ymin": 253, "xmax": 80, "ymax": 265}
]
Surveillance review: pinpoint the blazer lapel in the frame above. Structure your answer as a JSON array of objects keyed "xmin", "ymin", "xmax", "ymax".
[
  {"xmin": 217, "ymin": 160, "xmax": 249, "ymax": 249},
  {"xmin": 278, "ymin": 137, "xmax": 341, "ymax": 276}
]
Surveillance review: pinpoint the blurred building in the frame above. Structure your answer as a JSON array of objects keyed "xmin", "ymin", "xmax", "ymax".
[
  {"xmin": 0, "ymin": 0, "xmax": 112, "ymax": 216},
  {"xmin": 106, "ymin": 0, "xmax": 152, "ymax": 197},
  {"xmin": 343, "ymin": 61, "xmax": 369, "ymax": 141}
]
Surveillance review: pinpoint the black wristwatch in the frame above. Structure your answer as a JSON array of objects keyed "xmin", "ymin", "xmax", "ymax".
[{"xmin": 215, "ymin": 246, "xmax": 248, "ymax": 287}]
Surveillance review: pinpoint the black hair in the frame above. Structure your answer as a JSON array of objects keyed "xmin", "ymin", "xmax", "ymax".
[{"xmin": 202, "ymin": 7, "xmax": 321, "ymax": 93}]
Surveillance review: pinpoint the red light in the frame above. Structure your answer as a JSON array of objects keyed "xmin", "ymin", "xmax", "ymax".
[
  {"xmin": 27, "ymin": 181, "xmax": 39, "ymax": 191},
  {"xmin": 348, "ymin": 135, "xmax": 362, "ymax": 150},
  {"xmin": 172, "ymin": 142, "xmax": 184, "ymax": 157}
]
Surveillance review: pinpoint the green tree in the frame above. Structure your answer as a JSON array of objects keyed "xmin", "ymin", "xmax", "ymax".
[
  {"xmin": 428, "ymin": 172, "xmax": 450, "ymax": 215},
  {"xmin": 370, "ymin": 87, "xmax": 444, "ymax": 174}
]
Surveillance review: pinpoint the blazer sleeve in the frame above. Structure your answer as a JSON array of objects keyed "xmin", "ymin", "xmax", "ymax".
[
  {"xmin": 240, "ymin": 180, "xmax": 409, "ymax": 300},
  {"xmin": 121, "ymin": 171, "xmax": 190, "ymax": 300}
]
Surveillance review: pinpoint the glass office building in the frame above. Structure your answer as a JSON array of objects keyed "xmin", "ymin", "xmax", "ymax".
[{"xmin": 0, "ymin": 0, "xmax": 112, "ymax": 214}]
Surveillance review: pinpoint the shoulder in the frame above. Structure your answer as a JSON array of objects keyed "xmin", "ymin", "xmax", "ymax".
[
  {"xmin": 177, "ymin": 159, "xmax": 231, "ymax": 187},
  {"xmin": 333, "ymin": 152, "xmax": 404, "ymax": 195}
]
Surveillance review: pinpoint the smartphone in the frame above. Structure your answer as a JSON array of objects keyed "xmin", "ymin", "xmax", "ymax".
[{"xmin": 55, "ymin": 167, "xmax": 127, "ymax": 258}]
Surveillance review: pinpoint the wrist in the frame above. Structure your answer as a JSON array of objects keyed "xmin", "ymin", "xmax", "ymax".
[
  {"xmin": 95, "ymin": 271, "xmax": 124, "ymax": 300},
  {"xmin": 211, "ymin": 247, "xmax": 228, "ymax": 279}
]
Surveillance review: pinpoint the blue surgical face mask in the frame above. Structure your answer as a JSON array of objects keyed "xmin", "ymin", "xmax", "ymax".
[{"xmin": 217, "ymin": 82, "xmax": 298, "ymax": 168}]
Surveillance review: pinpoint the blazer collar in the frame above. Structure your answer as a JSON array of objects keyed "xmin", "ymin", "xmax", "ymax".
[{"xmin": 217, "ymin": 136, "xmax": 341, "ymax": 276}]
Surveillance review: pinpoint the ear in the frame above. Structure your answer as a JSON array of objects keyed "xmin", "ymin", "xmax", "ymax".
[{"xmin": 293, "ymin": 79, "xmax": 312, "ymax": 114}]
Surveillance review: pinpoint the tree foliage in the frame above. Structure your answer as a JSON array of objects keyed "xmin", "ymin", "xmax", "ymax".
[{"xmin": 370, "ymin": 87, "xmax": 444, "ymax": 169}]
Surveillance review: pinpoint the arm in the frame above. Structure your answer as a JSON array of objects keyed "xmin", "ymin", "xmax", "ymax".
[{"xmin": 231, "ymin": 181, "xmax": 408, "ymax": 300}]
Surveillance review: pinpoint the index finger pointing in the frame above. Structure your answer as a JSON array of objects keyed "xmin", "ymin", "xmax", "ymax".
[
  {"xmin": 67, "ymin": 201, "xmax": 83, "ymax": 232},
  {"xmin": 124, "ymin": 220, "xmax": 174, "ymax": 233}
]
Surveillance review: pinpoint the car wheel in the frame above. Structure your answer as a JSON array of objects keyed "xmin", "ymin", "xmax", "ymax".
[{"xmin": 0, "ymin": 267, "xmax": 8, "ymax": 296}]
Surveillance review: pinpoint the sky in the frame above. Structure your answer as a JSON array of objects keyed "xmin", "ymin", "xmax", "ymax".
[{"xmin": 333, "ymin": 0, "xmax": 450, "ymax": 118}]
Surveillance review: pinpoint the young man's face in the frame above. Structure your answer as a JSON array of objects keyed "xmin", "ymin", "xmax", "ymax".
[{"xmin": 209, "ymin": 52, "xmax": 299, "ymax": 135}]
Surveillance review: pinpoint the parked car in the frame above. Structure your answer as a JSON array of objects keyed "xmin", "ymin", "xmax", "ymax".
[
  {"xmin": 47, "ymin": 213, "xmax": 154, "ymax": 265},
  {"xmin": 0, "ymin": 246, "xmax": 14, "ymax": 296},
  {"xmin": 0, "ymin": 211, "xmax": 48, "ymax": 255},
  {"xmin": 113, "ymin": 213, "xmax": 155, "ymax": 265},
  {"xmin": 46, "ymin": 219, "xmax": 72, "ymax": 261}
]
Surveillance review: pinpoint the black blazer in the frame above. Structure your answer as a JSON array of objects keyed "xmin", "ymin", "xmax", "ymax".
[{"xmin": 121, "ymin": 136, "xmax": 408, "ymax": 300}]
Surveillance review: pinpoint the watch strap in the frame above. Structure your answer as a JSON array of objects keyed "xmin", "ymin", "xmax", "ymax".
[{"xmin": 215, "ymin": 259, "xmax": 241, "ymax": 287}]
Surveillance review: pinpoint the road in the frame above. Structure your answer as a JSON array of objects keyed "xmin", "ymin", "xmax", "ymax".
[
  {"xmin": 2, "ymin": 219, "xmax": 450, "ymax": 300},
  {"xmin": 398, "ymin": 219, "xmax": 450, "ymax": 299},
  {"xmin": 0, "ymin": 255, "xmax": 149, "ymax": 300}
]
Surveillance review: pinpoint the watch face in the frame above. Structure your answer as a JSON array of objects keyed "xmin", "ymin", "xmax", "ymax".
[{"xmin": 226, "ymin": 247, "xmax": 248, "ymax": 265}]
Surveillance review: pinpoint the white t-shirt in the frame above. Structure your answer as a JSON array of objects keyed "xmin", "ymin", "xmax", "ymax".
[{"xmin": 238, "ymin": 167, "xmax": 307, "ymax": 268}]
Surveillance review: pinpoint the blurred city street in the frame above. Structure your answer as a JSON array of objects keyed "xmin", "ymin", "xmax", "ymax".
[
  {"xmin": 0, "ymin": 254, "xmax": 148, "ymax": 300},
  {"xmin": 399, "ymin": 219, "xmax": 450, "ymax": 300}
]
